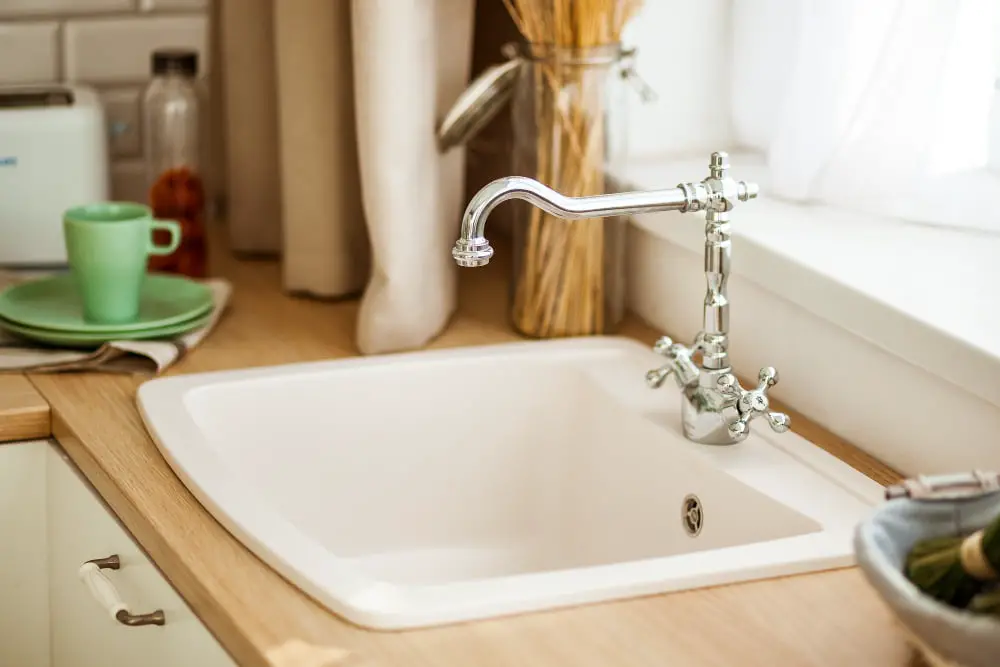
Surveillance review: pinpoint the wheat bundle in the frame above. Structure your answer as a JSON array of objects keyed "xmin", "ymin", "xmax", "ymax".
[{"xmin": 503, "ymin": 0, "xmax": 642, "ymax": 338}]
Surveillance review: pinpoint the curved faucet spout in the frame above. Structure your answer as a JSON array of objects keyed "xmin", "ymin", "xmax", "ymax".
[{"xmin": 452, "ymin": 176, "xmax": 691, "ymax": 267}]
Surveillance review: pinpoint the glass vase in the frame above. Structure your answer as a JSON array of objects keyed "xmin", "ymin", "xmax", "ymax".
[{"xmin": 509, "ymin": 43, "xmax": 630, "ymax": 339}]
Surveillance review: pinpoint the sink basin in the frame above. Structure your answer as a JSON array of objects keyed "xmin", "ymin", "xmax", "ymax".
[{"xmin": 137, "ymin": 337, "xmax": 884, "ymax": 630}]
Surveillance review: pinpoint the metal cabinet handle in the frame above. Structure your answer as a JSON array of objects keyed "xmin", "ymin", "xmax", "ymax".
[{"xmin": 78, "ymin": 554, "xmax": 166, "ymax": 627}]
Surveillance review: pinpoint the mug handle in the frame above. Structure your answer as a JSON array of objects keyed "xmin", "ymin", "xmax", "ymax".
[{"xmin": 148, "ymin": 219, "xmax": 182, "ymax": 256}]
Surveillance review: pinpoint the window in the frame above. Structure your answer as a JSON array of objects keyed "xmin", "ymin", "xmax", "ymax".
[{"xmin": 620, "ymin": 0, "xmax": 999, "ymax": 232}]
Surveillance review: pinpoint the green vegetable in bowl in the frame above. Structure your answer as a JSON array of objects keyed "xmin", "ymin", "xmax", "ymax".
[
  {"xmin": 905, "ymin": 511, "xmax": 1000, "ymax": 609},
  {"xmin": 968, "ymin": 587, "xmax": 1000, "ymax": 616}
]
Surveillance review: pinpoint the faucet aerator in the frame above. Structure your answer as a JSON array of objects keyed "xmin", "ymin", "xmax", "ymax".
[
  {"xmin": 452, "ymin": 240, "xmax": 493, "ymax": 268},
  {"xmin": 455, "ymin": 255, "xmax": 490, "ymax": 268}
]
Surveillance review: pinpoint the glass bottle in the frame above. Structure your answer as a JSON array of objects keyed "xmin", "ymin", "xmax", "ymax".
[
  {"xmin": 143, "ymin": 49, "xmax": 208, "ymax": 278},
  {"xmin": 508, "ymin": 43, "xmax": 630, "ymax": 339}
]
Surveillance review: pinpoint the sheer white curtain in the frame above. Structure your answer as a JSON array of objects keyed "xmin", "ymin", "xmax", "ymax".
[{"xmin": 731, "ymin": 0, "xmax": 999, "ymax": 232}]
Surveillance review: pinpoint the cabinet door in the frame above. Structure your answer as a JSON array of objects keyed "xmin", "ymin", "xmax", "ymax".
[
  {"xmin": 46, "ymin": 443, "xmax": 236, "ymax": 667},
  {"xmin": 0, "ymin": 440, "xmax": 50, "ymax": 667}
]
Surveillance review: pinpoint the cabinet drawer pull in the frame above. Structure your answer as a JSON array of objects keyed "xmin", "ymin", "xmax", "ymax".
[{"xmin": 79, "ymin": 554, "xmax": 166, "ymax": 627}]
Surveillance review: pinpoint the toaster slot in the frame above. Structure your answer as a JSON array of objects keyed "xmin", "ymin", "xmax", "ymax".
[{"xmin": 0, "ymin": 87, "xmax": 74, "ymax": 109}]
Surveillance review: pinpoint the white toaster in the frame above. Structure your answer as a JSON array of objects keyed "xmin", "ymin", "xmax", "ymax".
[{"xmin": 0, "ymin": 84, "xmax": 109, "ymax": 267}]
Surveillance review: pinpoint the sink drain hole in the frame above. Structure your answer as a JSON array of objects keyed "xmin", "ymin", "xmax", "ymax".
[{"xmin": 682, "ymin": 494, "xmax": 703, "ymax": 537}]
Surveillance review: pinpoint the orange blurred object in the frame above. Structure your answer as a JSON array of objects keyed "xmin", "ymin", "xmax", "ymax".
[{"xmin": 148, "ymin": 166, "xmax": 207, "ymax": 277}]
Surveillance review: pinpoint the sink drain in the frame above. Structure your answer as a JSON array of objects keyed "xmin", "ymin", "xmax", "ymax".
[{"xmin": 682, "ymin": 494, "xmax": 703, "ymax": 537}]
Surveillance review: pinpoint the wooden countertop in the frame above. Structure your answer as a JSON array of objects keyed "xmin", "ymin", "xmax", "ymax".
[
  {"xmin": 0, "ymin": 374, "xmax": 49, "ymax": 442},
  {"xmin": 25, "ymin": 231, "xmax": 923, "ymax": 667}
]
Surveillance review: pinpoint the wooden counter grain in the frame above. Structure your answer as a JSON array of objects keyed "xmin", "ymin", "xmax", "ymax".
[
  {"xmin": 0, "ymin": 374, "xmax": 49, "ymax": 442},
  {"xmin": 28, "ymin": 231, "xmax": 920, "ymax": 667}
]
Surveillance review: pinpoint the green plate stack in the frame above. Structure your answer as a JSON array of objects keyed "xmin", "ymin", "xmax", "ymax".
[{"xmin": 0, "ymin": 274, "xmax": 214, "ymax": 349}]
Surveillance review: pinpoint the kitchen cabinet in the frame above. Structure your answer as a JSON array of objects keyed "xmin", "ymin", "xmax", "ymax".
[
  {"xmin": 0, "ymin": 439, "xmax": 236, "ymax": 667},
  {"xmin": 0, "ymin": 440, "xmax": 49, "ymax": 667}
]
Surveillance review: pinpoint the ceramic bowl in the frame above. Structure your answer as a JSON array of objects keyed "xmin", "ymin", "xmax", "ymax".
[{"xmin": 854, "ymin": 485, "xmax": 1000, "ymax": 667}]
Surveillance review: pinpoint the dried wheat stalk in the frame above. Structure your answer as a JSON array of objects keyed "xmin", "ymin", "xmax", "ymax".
[{"xmin": 503, "ymin": 0, "xmax": 642, "ymax": 338}]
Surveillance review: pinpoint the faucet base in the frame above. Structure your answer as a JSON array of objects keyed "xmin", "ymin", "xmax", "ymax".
[{"xmin": 680, "ymin": 367, "xmax": 749, "ymax": 446}]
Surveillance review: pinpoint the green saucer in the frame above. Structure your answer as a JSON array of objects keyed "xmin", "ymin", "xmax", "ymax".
[
  {"xmin": 0, "ymin": 311, "xmax": 213, "ymax": 349},
  {"xmin": 0, "ymin": 273, "xmax": 213, "ymax": 333}
]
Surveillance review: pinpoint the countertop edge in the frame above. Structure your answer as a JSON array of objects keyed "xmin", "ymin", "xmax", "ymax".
[{"xmin": 0, "ymin": 374, "xmax": 50, "ymax": 442}]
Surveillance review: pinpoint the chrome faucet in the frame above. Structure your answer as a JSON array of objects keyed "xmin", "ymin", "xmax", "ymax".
[{"xmin": 452, "ymin": 151, "xmax": 790, "ymax": 445}]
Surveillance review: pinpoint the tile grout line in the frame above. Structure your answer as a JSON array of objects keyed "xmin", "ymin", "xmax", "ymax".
[
  {"xmin": 0, "ymin": 11, "xmax": 132, "ymax": 23},
  {"xmin": 54, "ymin": 20, "xmax": 65, "ymax": 81},
  {"xmin": 0, "ymin": 9, "xmax": 206, "ymax": 23}
]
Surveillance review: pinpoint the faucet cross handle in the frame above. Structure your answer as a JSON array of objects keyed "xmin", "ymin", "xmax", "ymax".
[
  {"xmin": 645, "ymin": 336, "xmax": 700, "ymax": 389},
  {"xmin": 716, "ymin": 367, "xmax": 791, "ymax": 438}
]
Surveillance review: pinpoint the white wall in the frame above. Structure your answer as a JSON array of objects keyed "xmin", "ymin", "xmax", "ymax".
[
  {"xmin": 995, "ymin": 4, "xmax": 1000, "ymax": 73},
  {"xmin": 619, "ymin": 0, "xmax": 733, "ymax": 161},
  {"xmin": 991, "ymin": 7, "xmax": 1000, "ymax": 172}
]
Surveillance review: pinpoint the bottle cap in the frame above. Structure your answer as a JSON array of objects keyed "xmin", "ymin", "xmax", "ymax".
[{"xmin": 152, "ymin": 49, "xmax": 198, "ymax": 76}]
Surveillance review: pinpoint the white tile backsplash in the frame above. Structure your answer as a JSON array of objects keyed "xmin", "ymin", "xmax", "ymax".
[
  {"xmin": 64, "ymin": 15, "xmax": 208, "ymax": 83},
  {"xmin": 0, "ymin": 0, "xmax": 210, "ymax": 194},
  {"xmin": 0, "ymin": 22, "xmax": 59, "ymax": 84},
  {"xmin": 101, "ymin": 88, "xmax": 142, "ymax": 158},
  {"xmin": 0, "ymin": 0, "xmax": 132, "ymax": 18}
]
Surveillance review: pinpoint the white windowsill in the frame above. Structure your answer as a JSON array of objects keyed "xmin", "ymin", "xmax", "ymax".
[{"xmin": 615, "ymin": 153, "xmax": 1000, "ymax": 410}]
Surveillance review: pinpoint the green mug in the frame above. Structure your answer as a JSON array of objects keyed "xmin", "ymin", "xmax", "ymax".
[{"xmin": 63, "ymin": 202, "xmax": 182, "ymax": 324}]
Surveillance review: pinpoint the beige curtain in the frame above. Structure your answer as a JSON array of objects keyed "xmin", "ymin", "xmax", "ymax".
[
  {"xmin": 217, "ymin": 0, "xmax": 282, "ymax": 255},
  {"xmin": 217, "ymin": 0, "xmax": 475, "ymax": 354}
]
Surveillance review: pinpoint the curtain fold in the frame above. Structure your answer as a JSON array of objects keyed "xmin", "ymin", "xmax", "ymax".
[
  {"xmin": 217, "ymin": 0, "xmax": 283, "ymax": 254},
  {"xmin": 274, "ymin": 0, "xmax": 369, "ymax": 298},
  {"xmin": 218, "ymin": 0, "xmax": 475, "ymax": 352}
]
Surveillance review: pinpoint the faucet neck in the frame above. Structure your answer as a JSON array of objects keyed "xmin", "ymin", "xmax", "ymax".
[{"xmin": 699, "ymin": 208, "xmax": 731, "ymax": 370}]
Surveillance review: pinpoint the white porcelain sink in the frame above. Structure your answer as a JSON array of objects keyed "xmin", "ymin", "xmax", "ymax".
[{"xmin": 137, "ymin": 337, "xmax": 884, "ymax": 630}]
